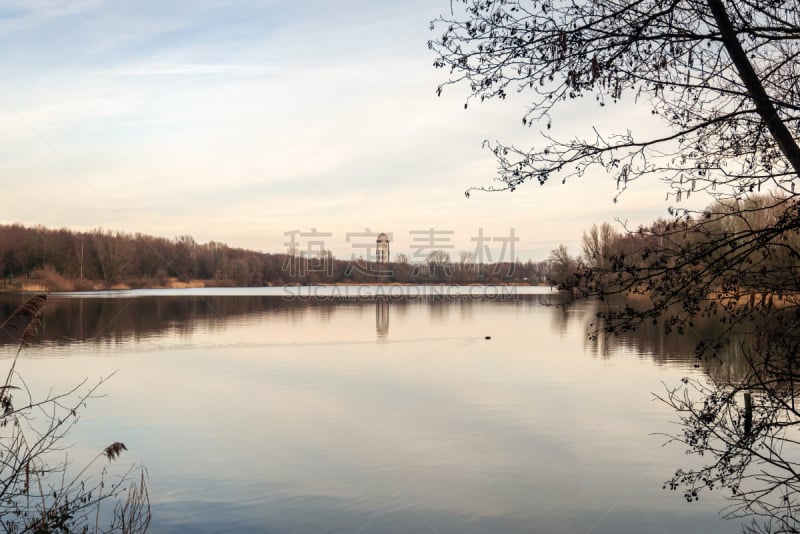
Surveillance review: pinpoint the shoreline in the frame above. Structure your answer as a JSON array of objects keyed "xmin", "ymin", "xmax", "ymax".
[{"xmin": 1, "ymin": 279, "xmax": 550, "ymax": 294}]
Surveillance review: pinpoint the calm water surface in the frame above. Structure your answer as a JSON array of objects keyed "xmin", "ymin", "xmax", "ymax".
[{"xmin": 0, "ymin": 288, "xmax": 737, "ymax": 533}]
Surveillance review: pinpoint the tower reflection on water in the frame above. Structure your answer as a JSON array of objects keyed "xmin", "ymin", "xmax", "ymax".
[{"xmin": 375, "ymin": 299, "xmax": 389, "ymax": 339}]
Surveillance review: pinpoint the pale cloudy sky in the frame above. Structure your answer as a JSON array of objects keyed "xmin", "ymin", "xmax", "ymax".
[{"xmin": 0, "ymin": 0, "xmax": 712, "ymax": 261}]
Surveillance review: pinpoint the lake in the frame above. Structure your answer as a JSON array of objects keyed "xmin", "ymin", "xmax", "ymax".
[{"xmin": 0, "ymin": 287, "xmax": 737, "ymax": 533}]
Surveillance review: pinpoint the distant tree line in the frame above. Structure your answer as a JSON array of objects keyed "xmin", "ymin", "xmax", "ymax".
[
  {"xmin": 548, "ymin": 193, "xmax": 800, "ymax": 298},
  {"xmin": 0, "ymin": 224, "xmax": 556, "ymax": 289}
]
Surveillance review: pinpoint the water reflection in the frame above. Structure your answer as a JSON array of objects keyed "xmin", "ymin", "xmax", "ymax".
[
  {"xmin": 375, "ymin": 300, "xmax": 389, "ymax": 339},
  {"xmin": 582, "ymin": 296, "xmax": 771, "ymax": 385},
  {"xmin": 0, "ymin": 291, "xmax": 762, "ymax": 377},
  {"xmin": 428, "ymin": 300, "xmax": 450, "ymax": 323},
  {"xmin": 566, "ymin": 294, "xmax": 800, "ymax": 532},
  {"xmin": 0, "ymin": 290, "xmax": 743, "ymax": 533},
  {"xmin": 0, "ymin": 295, "xmax": 407, "ymax": 348},
  {"xmin": 0, "ymin": 294, "xmax": 548, "ymax": 349}
]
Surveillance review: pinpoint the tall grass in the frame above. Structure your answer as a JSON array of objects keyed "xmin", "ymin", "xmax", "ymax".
[{"xmin": 0, "ymin": 295, "xmax": 150, "ymax": 533}]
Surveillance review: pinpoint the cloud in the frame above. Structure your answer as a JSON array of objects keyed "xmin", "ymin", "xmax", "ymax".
[
  {"xmin": 113, "ymin": 62, "xmax": 276, "ymax": 77},
  {"xmin": 0, "ymin": 0, "xmax": 102, "ymax": 25},
  {"xmin": 0, "ymin": 0, "xmax": 717, "ymax": 261}
]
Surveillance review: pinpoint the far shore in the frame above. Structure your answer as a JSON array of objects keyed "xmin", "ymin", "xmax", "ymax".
[{"xmin": 1, "ymin": 277, "xmax": 550, "ymax": 294}]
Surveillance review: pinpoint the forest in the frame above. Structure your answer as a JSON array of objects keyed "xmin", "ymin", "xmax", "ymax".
[
  {"xmin": 551, "ymin": 193, "xmax": 800, "ymax": 296},
  {"xmin": 0, "ymin": 224, "xmax": 554, "ymax": 290},
  {"xmin": 6, "ymin": 192, "xmax": 797, "ymax": 293}
]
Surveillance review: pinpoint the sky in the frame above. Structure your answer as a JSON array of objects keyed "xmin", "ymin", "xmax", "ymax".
[{"xmin": 0, "ymin": 0, "xmax": 714, "ymax": 262}]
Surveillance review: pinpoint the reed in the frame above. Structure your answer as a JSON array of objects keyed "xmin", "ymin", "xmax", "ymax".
[{"xmin": 0, "ymin": 295, "xmax": 150, "ymax": 533}]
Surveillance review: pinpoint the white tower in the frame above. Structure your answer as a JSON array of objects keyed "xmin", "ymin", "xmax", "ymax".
[{"xmin": 376, "ymin": 233, "xmax": 390, "ymax": 263}]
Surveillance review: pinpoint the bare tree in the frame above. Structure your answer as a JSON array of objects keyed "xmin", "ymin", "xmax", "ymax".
[
  {"xmin": 430, "ymin": 0, "xmax": 800, "ymax": 326},
  {"xmin": 548, "ymin": 244, "xmax": 576, "ymax": 285},
  {"xmin": 431, "ymin": 1, "xmax": 800, "ymax": 530},
  {"xmin": 430, "ymin": 0, "xmax": 800, "ymax": 201},
  {"xmin": 0, "ymin": 295, "xmax": 150, "ymax": 533},
  {"xmin": 581, "ymin": 222, "xmax": 620, "ymax": 269},
  {"xmin": 423, "ymin": 250, "xmax": 454, "ymax": 282},
  {"xmin": 658, "ymin": 329, "xmax": 800, "ymax": 534}
]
